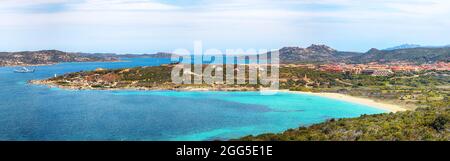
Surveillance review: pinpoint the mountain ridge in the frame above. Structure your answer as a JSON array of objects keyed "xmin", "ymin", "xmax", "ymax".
[
  {"xmin": 1, "ymin": 44, "xmax": 449, "ymax": 66},
  {"xmin": 276, "ymin": 44, "xmax": 449, "ymax": 64},
  {"xmin": 384, "ymin": 44, "xmax": 422, "ymax": 50}
]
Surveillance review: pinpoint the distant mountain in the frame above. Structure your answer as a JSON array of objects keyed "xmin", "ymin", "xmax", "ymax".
[
  {"xmin": 2, "ymin": 44, "xmax": 449, "ymax": 66},
  {"xmin": 0, "ymin": 50, "xmax": 118, "ymax": 66},
  {"xmin": 384, "ymin": 44, "xmax": 450, "ymax": 50},
  {"xmin": 269, "ymin": 44, "xmax": 449, "ymax": 64},
  {"xmin": 117, "ymin": 52, "xmax": 175, "ymax": 58},
  {"xmin": 351, "ymin": 47, "xmax": 450, "ymax": 64},
  {"xmin": 384, "ymin": 44, "xmax": 422, "ymax": 50}
]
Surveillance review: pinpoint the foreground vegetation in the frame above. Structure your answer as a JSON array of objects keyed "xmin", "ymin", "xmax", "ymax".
[
  {"xmin": 238, "ymin": 68, "xmax": 449, "ymax": 141},
  {"xmin": 239, "ymin": 105, "xmax": 449, "ymax": 141}
]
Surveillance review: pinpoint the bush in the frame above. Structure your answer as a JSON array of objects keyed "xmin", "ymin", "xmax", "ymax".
[{"xmin": 430, "ymin": 116, "xmax": 448, "ymax": 131}]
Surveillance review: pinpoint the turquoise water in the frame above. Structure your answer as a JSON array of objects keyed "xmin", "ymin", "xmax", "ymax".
[{"xmin": 0, "ymin": 58, "xmax": 386, "ymax": 140}]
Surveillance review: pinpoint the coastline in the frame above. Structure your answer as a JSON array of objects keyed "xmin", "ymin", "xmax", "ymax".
[
  {"xmin": 29, "ymin": 80, "xmax": 259, "ymax": 92},
  {"xmin": 0, "ymin": 63, "xmax": 57, "ymax": 67},
  {"xmin": 31, "ymin": 78, "xmax": 408, "ymax": 113},
  {"xmin": 284, "ymin": 90, "xmax": 407, "ymax": 113},
  {"xmin": 0, "ymin": 60, "xmax": 121, "ymax": 68}
]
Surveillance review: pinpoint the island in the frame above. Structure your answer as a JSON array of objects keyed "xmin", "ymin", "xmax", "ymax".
[
  {"xmin": 0, "ymin": 50, "xmax": 176, "ymax": 67},
  {"xmin": 0, "ymin": 50, "xmax": 120, "ymax": 66}
]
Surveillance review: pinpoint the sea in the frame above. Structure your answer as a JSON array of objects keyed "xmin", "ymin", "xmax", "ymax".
[{"xmin": 0, "ymin": 58, "xmax": 386, "ymax": 140}]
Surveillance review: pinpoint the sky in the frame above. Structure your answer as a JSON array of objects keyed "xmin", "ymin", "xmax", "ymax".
[{"xmin": 1, "ymin": 0, "xmax": 450, "ymax": 54}]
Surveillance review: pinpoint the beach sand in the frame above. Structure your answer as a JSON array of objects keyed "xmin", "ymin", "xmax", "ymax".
[
  {"xmin": 30, "ymin": 79, "xmax": 408, "ymax": 113},
  {"xmin": 283, "ymin": 91, "xmax": 407, "ymax": 113}
]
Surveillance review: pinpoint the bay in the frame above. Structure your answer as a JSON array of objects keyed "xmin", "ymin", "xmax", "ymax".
[{"xmin": 0, "ymin": 58, "xmax": 385, "ymax": 141}]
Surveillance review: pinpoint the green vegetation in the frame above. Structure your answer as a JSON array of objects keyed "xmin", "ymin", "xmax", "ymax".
[{"xmin": 239, "ymin": 106, "xmax": 449, "ymax": 141}]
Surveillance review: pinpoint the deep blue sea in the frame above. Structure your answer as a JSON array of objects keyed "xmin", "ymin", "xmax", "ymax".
[{"xmin": 0, "ymin": 58, "xmax": 386, "ymax": 140}]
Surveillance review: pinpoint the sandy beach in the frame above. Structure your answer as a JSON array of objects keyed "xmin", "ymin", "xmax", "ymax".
[
  {"xmin": 31, "ymin": 77, "xmax": 408, "ymax": 113},
  {"xmin": 284, "ymin": 91, "xmax": 407, "ymax": 113}
]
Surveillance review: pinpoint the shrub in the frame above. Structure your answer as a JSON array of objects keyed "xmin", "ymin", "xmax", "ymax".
[{"xmin": 430, "ymin": 116, "xmax": 448, "ymax": 131}]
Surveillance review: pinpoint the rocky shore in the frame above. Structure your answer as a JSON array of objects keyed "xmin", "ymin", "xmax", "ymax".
[{"xmin": 29, "ymin": 79, "xmax": 259, "ymax": 92}]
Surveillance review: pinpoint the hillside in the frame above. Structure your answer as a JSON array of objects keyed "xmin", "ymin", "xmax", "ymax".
[
  {"xmin": 352, "ymin": 47, "xmax": 450, "ymax": 64},
  {"xmin": 239, "ymin": 106, "xmax": 449, "ymax": 141}
]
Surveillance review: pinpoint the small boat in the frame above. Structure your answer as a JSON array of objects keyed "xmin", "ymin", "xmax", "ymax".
[{"xmin": 14, "ymin": 67, "xmax": 35, "ymax": 73}]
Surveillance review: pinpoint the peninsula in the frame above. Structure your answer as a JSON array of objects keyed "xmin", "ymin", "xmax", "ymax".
[{"xmin": 31, "ymin": 63, "xmax": 448, "ymax": 111}]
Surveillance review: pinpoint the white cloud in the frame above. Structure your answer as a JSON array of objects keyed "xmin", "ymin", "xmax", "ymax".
[
  {"xmin": 70, "ymin": 0, "xmax": 179, "ymax": 11},
  {"xmin": 0, "ymin": 0, "xmax": 179, "ymax": 12},
  {"xmin": 0, "ymin": 0, "xmax": 450, "ymax": 52},
  {"xmin": 2, "ymin": 0, "xmax": 449, "ymax": 25}
]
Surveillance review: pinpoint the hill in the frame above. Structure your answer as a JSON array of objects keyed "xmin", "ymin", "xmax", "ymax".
[
  {"xmin": 275, "ymin": 44, "xmax": 361, "ymax": 64},
  {"xmin": 352, "ymin": 47, "xmax": 450, "ymax": 64}
]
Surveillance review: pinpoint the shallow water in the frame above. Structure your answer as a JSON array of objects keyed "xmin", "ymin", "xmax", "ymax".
[{"xmin": 0, "ymin": 58, "xmax": 385, "ymax": 140}]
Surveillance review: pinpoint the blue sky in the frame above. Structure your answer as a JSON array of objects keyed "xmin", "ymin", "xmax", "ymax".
[{"xmin": 1, "ymin": 0, "xmax": 450, "ymax": 54}]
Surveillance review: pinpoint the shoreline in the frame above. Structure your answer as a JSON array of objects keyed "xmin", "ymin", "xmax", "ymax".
[
  {"xmin": 283, "ymin": 90, "xmax": 407, "ymax": 113},
  {"xmin": 29, "ymin": 80, "xmax": 260, "ymax": 92},
  {"xmin": 30, "ymin": 79, "xmax": 407, "ymax": 113},
  {"xmin": 0, "ymin": 60, "xmax": 122, "ymax": 68}
]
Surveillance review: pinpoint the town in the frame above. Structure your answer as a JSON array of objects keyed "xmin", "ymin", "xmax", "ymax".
[{"xmin": 282, "ymin": 61, "xmax": 450, "ymax": 76}]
